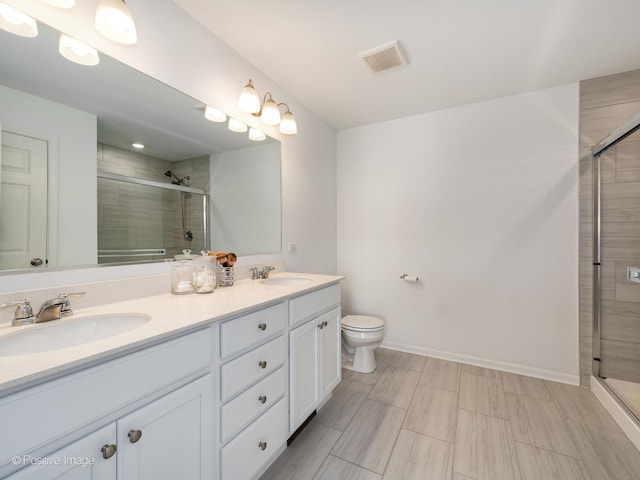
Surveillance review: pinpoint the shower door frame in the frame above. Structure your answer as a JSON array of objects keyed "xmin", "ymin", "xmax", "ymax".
[{"xmin": 591, "ymin": 112, "xmax": 640, "ymax": 423}]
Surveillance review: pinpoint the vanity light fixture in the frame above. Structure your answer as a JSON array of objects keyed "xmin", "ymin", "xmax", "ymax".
[
  {"xmin": 228, "ymin": 117, "xmax": 247, "ymax": 133},
  {"xmin": 59, "ymin": 33, "xmax": 100, "ymax": 66},
  {"xmin": 0, "ymin": 3, "xmax": 38, "ymax": 37},
  {"xmin": 248, "ymin": 128, "xmax": 266, "ymax": 142},
  {"xmin": 238, "ymin": 79, "xmax": 298, "ymax": 135},
  {"xmin": 132, "ymin": 142, "xmax": 144, "ymax": 149},
  {"xmin": 204, "ymin": 105, "xmax": 227, "ymax": 123},
  {"xmin": 95, "ymin": 0, "xmax": 137, "ymax": 45},
  {"xmin": 40, "ymin": 0, "xmax": 76, "ymax": 8}
]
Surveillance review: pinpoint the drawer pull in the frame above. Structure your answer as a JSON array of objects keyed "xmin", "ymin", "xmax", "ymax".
[
  {"xmin": 258, "ymin": 360, "xmax": 268, "ymax": 369},
  {"xmin": 258, "ymin": 322, "xmax": 267, "ymax": 331},
  {"xmin": 259, "ymin": 441, "xmax": 268, "ymax": 451},
  {"xmin": 101, "ymin": 444, "xmax": 117, "ymax": 459},
  {"xmin": 259, "ymin": 395, "xmax": 267, "ymax": 404},
  {"xmin": 128, "ymin": 429, "xmax": 143, "ymax": 444}
]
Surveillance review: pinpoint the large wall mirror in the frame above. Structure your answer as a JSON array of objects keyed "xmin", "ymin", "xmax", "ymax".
[{"xmin": 0, "ymin": 21, "xmax": 281, "ymax": 273}]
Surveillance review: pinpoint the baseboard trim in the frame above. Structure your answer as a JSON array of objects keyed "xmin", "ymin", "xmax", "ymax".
[
  {"xmin": 591, "ymin": 375, "xmax": 640, "ymax": 452},
  {"xmin": 380, "ymin": 341, "xmax": 580, "ymax": 386}
]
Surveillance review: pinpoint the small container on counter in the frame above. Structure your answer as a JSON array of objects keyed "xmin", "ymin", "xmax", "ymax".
[
  {"xmin": 193, "ymin": 251, "xmax": 216, "ymax": 293},
  {"xmin": 171, "ymin": 249, "xmax": 195, "ymax": 294}
]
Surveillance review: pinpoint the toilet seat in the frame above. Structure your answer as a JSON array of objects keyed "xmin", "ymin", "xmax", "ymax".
[{"xmin": 341, "ymin": 315, "xmax": 384, "ymax": 331}]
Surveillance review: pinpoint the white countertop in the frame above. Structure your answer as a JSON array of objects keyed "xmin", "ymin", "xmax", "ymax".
[{"xmin": 0, "ymin": 272, "xmax": 343, "ymax": 395}]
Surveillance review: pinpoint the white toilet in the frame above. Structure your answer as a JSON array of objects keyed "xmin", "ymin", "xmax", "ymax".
[{"xmin": 341, "ymin": 315, "xmax": 385, "ymax": 373}]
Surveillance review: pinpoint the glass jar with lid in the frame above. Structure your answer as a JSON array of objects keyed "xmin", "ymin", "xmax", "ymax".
[
  {"xmin": 193, "ymin": 251, "xmax": 216, "ymax": 293},
  {"xmin": 171, "ymin": 249, "xmax": 195, "ymax": 294}
]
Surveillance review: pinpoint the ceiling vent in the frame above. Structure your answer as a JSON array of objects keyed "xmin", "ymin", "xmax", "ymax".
[{"xmin": 359, "ymin": 40, "xmax": 409, "ymax": 73}]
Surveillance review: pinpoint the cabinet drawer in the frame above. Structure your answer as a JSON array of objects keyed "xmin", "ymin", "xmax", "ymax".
[
  {"xmin": 221, "ymin": 335, "xmax": 286, "ymax": 402},
  {"xmin": 221, "ymin": 367, "xmax": 286, "ymax": 443},
  {"xmin": 0, "ymin": 328, "xmax": 212, "ymax": 473},
  {"xmin": 221, "ymin": 398, "xmax": 287, "ymax": 480},
  {"xmin": 220, "ymin": 303, "xmax": 286, "ymax": 359},
  {"xmin": 289, "ymin": 284, "xmax": 340, "ymax": 326}
]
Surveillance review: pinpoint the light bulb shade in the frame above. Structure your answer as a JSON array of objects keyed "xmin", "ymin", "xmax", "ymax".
[
  {"xmin": 40, "ymin": 0, "xmax": 76, "ymax": 7},
  {"xmin": 239, "ymin": 80, "xmax": 261, "ymax": 113},
  {"xmin": 95, "ymin": 0, "xmax": 137, "ymax": 45},
  {"xmin": 248, "ymin": 128, "xmax": 266, "ymax": 141},
  {"xmin": 0, "ymin": 3, "xmax": 38, "ymax": 37},
  {"xmin": 204, "ymin": 105, "xmax": 226, "ymax": 122},
  {"xmin": 228, "ymin": 117, "xmax": 247, "ymax": 133},
  {"xmin": 279, "ymin": 110, "xmax": 297, "ymax": 135},
  {"xmin": 59, "ymin": 33, "xmax": 100, "ymax": 66},
  {"xmin": 260, "ymin": 98, "xmax": 281, "ymax": 125}
]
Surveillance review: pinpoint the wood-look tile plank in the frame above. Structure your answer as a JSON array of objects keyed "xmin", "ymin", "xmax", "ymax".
[
  {"xmin": 505, "ymin": 392, "xmax": 579, "ymax": 458},
  {"xmin": 515, "ymin": 442, "xmax": 591, "ymax": 480},
  {"xmin": 313, "ymin": 455, "xmax": 381, "ymax": 480},
  {"xmin": 389, "ymin": 351, "xmax": 427, "ymax": 373},
  {"xmin": 461, "ymin": 364, "xmax": 501, "ymax": 379},
  {"xmin": 342, "ymin": 365, "xmax": 387, "ymax": 386},
  {"xmin": 454, "ymin": 409, "xmax": 521, "ymax": 480},
  {"xmin": 568, "ymin": 421, "xmax": 640, "ymax": 480},
  {"xmin": 452, "ymin": 474, "xmax": 477, "ymax": 480},
  {"xmin": 546, "ymin": 381, "xmax": 620, "ymax": 430},
  {"xmin": 368, "ymin": 367, "xmax": 420, "ymax": 409},
  {"xmin": 459, "ymin": 373, "xmax": 508, "ymax": 419},
  {"xmin": 501, "ymin": 372, "xmax": 552, "ymax": 400},
  {"xmin": 420, "ymin": 357, "xmax": 461, "ymax": 392},
  {"xmin": 403, "ymin": 385, "xmax": 457, "ymax": 443},
  {"xmin": 382, "ymin": 429, "xmax": 453, "ymax": 480},
  {"xmin": 315, "ymin": 378, "xmax": 373, "ymax": 431},
  {"xmin": 331, "ymin": 399, "xmax": 406, "ymax": 474},
  {"xmin": 260, "ymin": 420, "xmax": 342, "ymax": 480}
]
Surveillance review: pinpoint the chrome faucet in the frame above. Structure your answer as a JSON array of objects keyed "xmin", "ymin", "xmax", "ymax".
[
  {"xmin": 0, "ymin": 292, "xmax": 85, "ymax": 326},
  {"xmin": 250, "ymin": 266, "xmax": 276, "ymax": 279}
]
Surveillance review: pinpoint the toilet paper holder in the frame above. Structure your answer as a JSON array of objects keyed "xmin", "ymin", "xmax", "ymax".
[{"xmin": 400, "ymin": 274, "xmax": 419, "ymax": 282}]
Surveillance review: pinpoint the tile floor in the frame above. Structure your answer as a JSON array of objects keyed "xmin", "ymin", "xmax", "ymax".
[{"xmin": 260, "ymin": 349, "xmax": 640, "ymax": 480}]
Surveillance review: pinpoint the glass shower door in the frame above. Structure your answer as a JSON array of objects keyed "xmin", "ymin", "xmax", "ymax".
[{"xmin": 595, "ymin": 124, "xmax": 640, "ymax": 420}]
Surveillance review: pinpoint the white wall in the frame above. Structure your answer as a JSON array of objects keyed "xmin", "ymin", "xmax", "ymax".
[
  {"xmin": 0, "ymin": 84, "xmax": 96, "ymax": 268},
  {"xmin": 337, "ymin": 84, "xmax": 580, "ymax": 383},
  {"xmin": 0, "ymin": 0, "xmax": 337, "ymax": 292}
]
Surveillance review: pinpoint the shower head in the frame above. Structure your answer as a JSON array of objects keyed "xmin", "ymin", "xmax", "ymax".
[{"xmin": 164, "ymin": 170, "xmax": 173, "ymax": 178}]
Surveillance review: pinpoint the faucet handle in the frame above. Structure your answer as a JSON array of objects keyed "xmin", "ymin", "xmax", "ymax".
[
  {"xmin": 57, "ymin": 292, "xmax": 86, "ymax": 316},
  {"xmin": 0, "ymin": 299, "xmax": 34, "ymax": 326},
  {"xmin": 249, "ymin": 267, "xmax": 260, "ymax": 279}
]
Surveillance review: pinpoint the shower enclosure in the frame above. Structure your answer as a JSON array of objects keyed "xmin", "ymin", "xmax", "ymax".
[
  {"xmin": 97, "ymin": 171, "xmax": 209, "ymax": 264},
  {"xmin": 592, "ymin": 112, "xmax": 640, "ymax": 422}
]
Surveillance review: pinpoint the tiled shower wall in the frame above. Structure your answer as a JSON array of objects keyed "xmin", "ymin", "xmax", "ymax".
[
  {"xmin": 579, "ymin": 69, "xmax": 640, "ymax": 386},
  {"xmin": 97, "ymin": 144, "xmax": 209, "ymax": 261}
]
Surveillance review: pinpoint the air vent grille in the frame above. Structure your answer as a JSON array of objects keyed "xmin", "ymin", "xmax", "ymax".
[{"xmin": 359, "ymin": 40, "xmax": 409, "ymax": 73}]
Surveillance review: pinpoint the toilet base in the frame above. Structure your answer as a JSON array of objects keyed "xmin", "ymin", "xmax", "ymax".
[{"xmin": 342, "ymin": 346, "xmax": 377, "ymax": 374}]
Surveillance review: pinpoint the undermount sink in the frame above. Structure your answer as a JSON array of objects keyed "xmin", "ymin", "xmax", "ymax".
[
  {"xmin": 0, "ymin": 313, "xmax": 151, "ymax": 356},
  {"xmin": 259, "ymin": 276, "xmax": 313, "ymax": 286}
]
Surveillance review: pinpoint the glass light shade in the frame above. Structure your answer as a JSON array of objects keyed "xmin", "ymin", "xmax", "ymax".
[
  {"xmin": 228, "ymin": 117, "xmax": 247, "ymax": 133},
  {"xmin": 95, "ymin": 0, "xmax": 137, "ymax": 45},
  {"xmin": 132, "ymin": 143, "xmax": 144, "ymax": 149},
  {"xmin": 59, "ymin": 34, "xmax": 100, "ymax": 66},
  {"xmin": 40, "ymin": 0, "xmax": 76, "ymax": 7},
  {"xmin": 248, "ymin": 128, "xmax": 266, "ymax": 141},
  {"xmin": 0, "ymin": 3, "xmax": 38, "ymax": 37},
  {"xmin": 204, "ymin": 106, "xmax": 226, "ymax": 122},
  {"xmin": 260, "ymin": 98, "xmax": 281, "ymax": 125},
  {"xmin": 238, "ymin": 80, "xmax": 261, "ymax": 114},
  {"xmin": 279, "ymin": 110, "xmax": 297, "ymax": 135}
]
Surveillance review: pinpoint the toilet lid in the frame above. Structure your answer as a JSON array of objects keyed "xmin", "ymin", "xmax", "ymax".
[{"xmin": 341, "ymin": 315, "xmax": 384, "ymax": 330}]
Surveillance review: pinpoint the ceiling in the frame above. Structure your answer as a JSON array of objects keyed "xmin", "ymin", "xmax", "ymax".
[{"xmin": 175, "ymin": 0, "xmax": 640, "ymax": 130}]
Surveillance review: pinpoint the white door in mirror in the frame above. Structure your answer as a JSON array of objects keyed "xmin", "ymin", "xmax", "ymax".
[{"xmin": 0, "ymin": 131, "xmax": 48, "ymax": 270}]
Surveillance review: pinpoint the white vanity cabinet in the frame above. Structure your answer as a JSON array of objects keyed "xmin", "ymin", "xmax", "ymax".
[
  {"xmin": 218, "ymin": 302, "xmax": 288, "ymax": 480},
  {"xmin": 1, "ymin": 329, "xmax": 214, "ymax": 480},
  {"xmin": 288, "ymin": 285, "xmax": 341, "ymax": 434}
]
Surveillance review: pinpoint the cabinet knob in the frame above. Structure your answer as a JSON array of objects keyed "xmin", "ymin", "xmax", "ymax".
[
  {"xmin": 318, "ymin": 322, "xmax": 324, "ymax": 329},
  {"xmin": 259, "ymin": 441, "xmax": 268, "ymax": 451},
  {"xmin": 259, "ymin": 395, "xmax": 267, "ymax": 404},
  {"xmin": 101, "ymin": 444, "xmax": 117, "ymax": 459},
  {"xmin": 258, "ymin": 360, "xmax": 268, "ymax": 369},
  {"xmin": 258, "ymin": 322, "xmax": 267, "ymax": 331},
  {"xmin": 128, "ymin": 429, "xmax": 143, "ymax": 444},
  {"xmin": 323, "ymin": 321, "xmax": 328, "ymax": 327}
]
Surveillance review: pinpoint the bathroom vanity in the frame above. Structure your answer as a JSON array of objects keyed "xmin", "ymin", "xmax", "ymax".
[{"xmin": 0, "ymin": 273, "xmax": 343, "ymax": 480}]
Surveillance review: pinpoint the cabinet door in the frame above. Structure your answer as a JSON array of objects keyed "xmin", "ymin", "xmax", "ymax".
[
  {"xmin": 320, "ymin": 307, "xmax": 342, "ymax": 399},
  {"xmin": 7, "ymin": 424, "xmax": 116, "ymax": 480},
  {"xmin": 289, "ymin": 319, "xmax": 320, "ymax": 434},
  {"xmin": 117, "ymin": 375, "xmax": 213, "ymax": 480}
]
